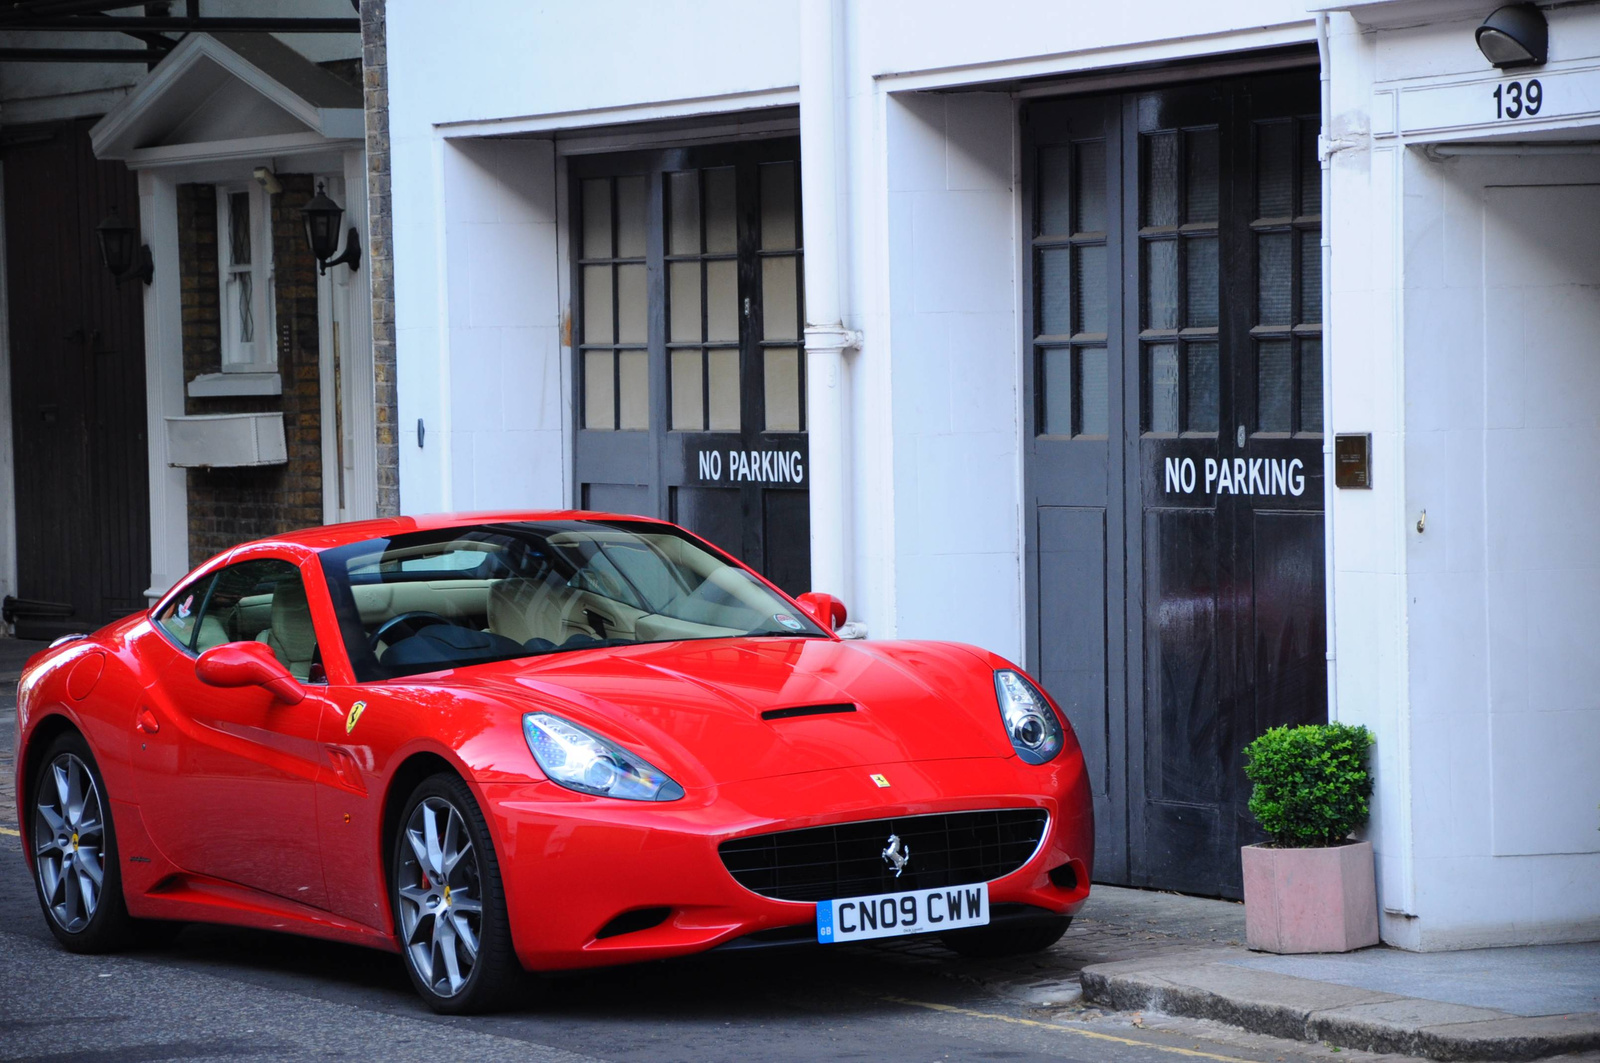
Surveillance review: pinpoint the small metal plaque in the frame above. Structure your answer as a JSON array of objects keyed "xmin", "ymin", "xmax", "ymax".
[{"xmin": 1335, "ymin": 433, "xmax": 1372, "ymax": 489}]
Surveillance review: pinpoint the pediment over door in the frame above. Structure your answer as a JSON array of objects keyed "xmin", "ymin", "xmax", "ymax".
[{"xmin": 90, "ymin": 32, "xmax": 362, "ymax": 168}]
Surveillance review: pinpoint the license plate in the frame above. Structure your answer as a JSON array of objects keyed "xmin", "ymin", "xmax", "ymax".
[{"xmin": 816, "ymin": 882, "xmax": 989, "ymax": 944}]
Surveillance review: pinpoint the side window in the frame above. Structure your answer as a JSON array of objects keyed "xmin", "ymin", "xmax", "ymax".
[
  {"xmin": 194, "ymin": 559, "xmax": 322, "ymax": 682},
  {"xmin": 154, "ymin": 576, "xmax": 215, "ymax": 651}
]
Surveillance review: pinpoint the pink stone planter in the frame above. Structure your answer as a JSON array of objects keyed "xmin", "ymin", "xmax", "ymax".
[{"xmin": 1241, "ymin": 840, "xmax": 1379, "ymax": 954}]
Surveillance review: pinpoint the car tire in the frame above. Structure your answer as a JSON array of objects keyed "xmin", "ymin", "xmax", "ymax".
[
  {"xmin": 939, "ymin": 915, "xmax": 1071, "ymax": 958},
  {"xmin": 392, "ymin": 773, "xmax": 524, "ymax": 1014},
  {"xmin": 29, "ymin": 731, "xmax": 137, "ymax": 953}
]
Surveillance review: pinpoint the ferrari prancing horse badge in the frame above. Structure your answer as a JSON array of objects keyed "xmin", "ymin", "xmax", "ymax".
[{"xmin": 346, "ymin": 700, "xmax": 367, "ymax": 734}]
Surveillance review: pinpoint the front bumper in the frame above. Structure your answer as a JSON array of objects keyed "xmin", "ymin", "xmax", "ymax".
[{"xmin": 480, "ymin": 754, "xmax": 1093, "ymax": 972}]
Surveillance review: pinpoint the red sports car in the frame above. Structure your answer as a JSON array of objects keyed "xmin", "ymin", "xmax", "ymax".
[{"xmin": 14, "ymin": 512, "xmax": 1093, "ymax": 1012}]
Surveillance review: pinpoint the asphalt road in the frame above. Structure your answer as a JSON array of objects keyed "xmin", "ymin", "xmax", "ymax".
[{"xmin": 0, "ymin": 641, "xmax": 1422, "ymax": 1063}]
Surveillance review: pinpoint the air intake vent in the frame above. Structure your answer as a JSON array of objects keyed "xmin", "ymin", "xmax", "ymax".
[
  {"xmin": 761, "ymin": 702, "xmax": 856, "ymax": 721},
  {"xmin": 719, "ymin": 809, "xmax": 1049, "ymax": 903}
]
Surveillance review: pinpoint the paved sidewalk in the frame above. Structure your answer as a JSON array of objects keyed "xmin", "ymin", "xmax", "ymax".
[{"xmin": 888, "ymin": 884, "xmax": 1600, "ymax": 1062}]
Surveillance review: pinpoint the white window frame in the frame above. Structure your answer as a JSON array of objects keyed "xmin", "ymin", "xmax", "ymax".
[{"xmin": 216, "ymin": 182, "xmax": 276, "ymax": 373}]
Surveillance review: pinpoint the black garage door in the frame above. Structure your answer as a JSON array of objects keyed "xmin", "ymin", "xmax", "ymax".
[
  {"xmin": 1025, "ymin": 71, "xmax": 1328, "ymax": 898},
  {"xmin": 570, "ymin": 139, "xmax": 810, "ymax": 594}
]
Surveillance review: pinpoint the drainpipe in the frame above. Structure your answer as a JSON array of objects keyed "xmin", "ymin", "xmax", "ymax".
[
  {"xmin": 800, "ymin": 0, "xmax": 860, "ymax": 613},
  {"xmin": 1317, "ymin": 12, "xmax": 1338, "ymax": 721}
]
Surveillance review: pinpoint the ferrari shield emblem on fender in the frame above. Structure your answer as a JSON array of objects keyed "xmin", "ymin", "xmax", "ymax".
[
  {"xmin": 345, "ymin": 700, "xmax": 367, "ymax": 734},
  {"xmin": 870, "ymin": 773, "xmax": 890, "ymax": 788},
  {"xmin": 881, "ymin": 833, "xmax": 911, "ymax": 877}
]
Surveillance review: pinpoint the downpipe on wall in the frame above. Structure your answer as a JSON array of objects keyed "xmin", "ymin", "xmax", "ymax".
[{"xmin": 1317, "ymin": 12, "xmax": 1338, "ymax": 722}]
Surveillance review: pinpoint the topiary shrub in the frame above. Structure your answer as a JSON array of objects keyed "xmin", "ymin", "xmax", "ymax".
[{"xmin": 1243, "ymin": 722, "xmax": 1374, "ymax": 848}]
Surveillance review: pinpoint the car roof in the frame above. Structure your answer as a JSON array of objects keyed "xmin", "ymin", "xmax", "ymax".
[{"xmin": 255, "ymin": 510, "xmax": 659, "ymax": 551}]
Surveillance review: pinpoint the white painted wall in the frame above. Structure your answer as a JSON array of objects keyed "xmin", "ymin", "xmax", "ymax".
[
  {"xmin": 885, "ymin": 91, "xmax": 1024, "ymax": 660},
  {"xmin": 438, "ymin": 137, "xmax": 565, "ymax": 512},
  {"xmin": 1327, "ymin": 0, "xmax": 1600, "ymax": 948}
]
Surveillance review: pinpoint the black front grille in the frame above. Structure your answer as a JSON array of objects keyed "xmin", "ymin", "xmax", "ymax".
[{"xmin": 718, "ymin": 809, "xmax": 1049, "ymax": 903}]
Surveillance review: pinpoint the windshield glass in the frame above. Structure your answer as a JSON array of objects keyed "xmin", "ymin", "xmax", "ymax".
[{"xmin": 319, "ymin": 520, "xmax": 828, "ymax": 681}]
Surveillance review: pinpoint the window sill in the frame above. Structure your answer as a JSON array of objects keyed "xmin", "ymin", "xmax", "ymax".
[{"xmin": 187, "ymin": 371, "xmax": 282, "ymax": 398}]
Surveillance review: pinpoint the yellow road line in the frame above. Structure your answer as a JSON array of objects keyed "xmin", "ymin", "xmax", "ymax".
[
  {"xmin": 877, "ymin": 994, "xmax": 1258, "ymax": 1063},
  {"xmin": 0, "ymin": 826, "xmax": 19, "ymax": 837}
]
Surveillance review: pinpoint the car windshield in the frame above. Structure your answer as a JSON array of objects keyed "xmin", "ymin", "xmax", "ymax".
[{"xmin": 319, "ymin": 519, "xmax": 828, "ymax": 681}]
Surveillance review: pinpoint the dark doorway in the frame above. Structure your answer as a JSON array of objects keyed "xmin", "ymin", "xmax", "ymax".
[
  {"xmin": 1024, "ymin": 71, "xmax": 1327, "ymax": 898},
  {"xmin": 4, "ymin": 118, "xmax": 150, "ymax": 638},
  {"xmin": 570, "ymin": 139, "xmax": 810, "ymax": 594}
]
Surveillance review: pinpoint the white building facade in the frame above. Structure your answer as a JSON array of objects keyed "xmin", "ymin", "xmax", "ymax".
[{"xmin": 379, "ymin": 0, "xmax": 1600, "ymax": 949}]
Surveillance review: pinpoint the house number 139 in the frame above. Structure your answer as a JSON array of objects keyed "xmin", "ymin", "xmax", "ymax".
[{"xmin": 1493, "ymin": 79, "xmax": 1543, "ymax": 119}]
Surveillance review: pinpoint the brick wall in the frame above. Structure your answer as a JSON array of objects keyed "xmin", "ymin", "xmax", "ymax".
[
  {"xmin": 362, "ymin": 0, "xmax": 400, "ymax": 516},
  {"xmin": 177, "ymin": 175, "xmax": 324, "ymax": 566}
]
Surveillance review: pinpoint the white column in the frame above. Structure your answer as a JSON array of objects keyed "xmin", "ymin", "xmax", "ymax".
[
  {"xmin": 800, "ymin": 0, "xmax": 859, "ymax": 603},
  {"xmin": 140, "ymin": 169, "xmax": 190, "ymax": 597}
]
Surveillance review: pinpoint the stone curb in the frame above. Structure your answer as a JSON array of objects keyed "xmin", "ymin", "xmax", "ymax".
[{"xmin": 1080, "ymin": 955, "xmax": 1600, "ymax": 1061}]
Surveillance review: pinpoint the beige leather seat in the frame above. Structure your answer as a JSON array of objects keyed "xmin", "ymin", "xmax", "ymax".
[
  {"xmin": 256, "ymin": 579, "xmax": 318, "ymax": 680},
  {"xmin": 488, "ymin": 577, "xmax": 565, "ymax": 645}
]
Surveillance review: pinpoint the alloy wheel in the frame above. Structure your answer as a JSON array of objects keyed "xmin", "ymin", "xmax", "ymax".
[
  {"xmin": 397, "ymin": 796, "xmax": 484, "ymax": 998},
  {"xmin": 33, "ymin": 752, "xmax": 107, "ymax": 934}
]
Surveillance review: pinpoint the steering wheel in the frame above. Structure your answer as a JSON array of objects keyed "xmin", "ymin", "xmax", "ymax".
[{"xmin": 369, "ymin": 610, "xmax": 456, "ymax": 651}]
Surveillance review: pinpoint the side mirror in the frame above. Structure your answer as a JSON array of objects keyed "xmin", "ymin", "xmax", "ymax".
[
  {"xmin": 196, "ymin": 641, "xmax": 305, "ymax": 705},
  {"xmin": 795, "ymin": 592, "xmax": 847, "ymax": 633}
]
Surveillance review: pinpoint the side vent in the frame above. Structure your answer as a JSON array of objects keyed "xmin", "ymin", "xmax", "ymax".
[
  {"xmin": 595, "ymin": 906, "xmax": 671, "ymax": 940},
  {"xmin": 761, "ymin": 703, "xmax": 857, "ymax": 722}
]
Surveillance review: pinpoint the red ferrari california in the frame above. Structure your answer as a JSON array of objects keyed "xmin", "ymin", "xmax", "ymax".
[{"xmin": 14, "ymin": 512, "xmax": 1093, "ymax": 1012}]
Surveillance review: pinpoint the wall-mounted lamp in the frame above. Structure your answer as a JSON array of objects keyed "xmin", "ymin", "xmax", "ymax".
[
  {"xmin": 94, "ymin": 209, "xmax": 153, "ymax": 287},
  {"xmin": 1476, "ymin": 3, "xmax": 1548, "ymax": 69},
  {"xmin": 300, "ymin": 181, "xmax": 362, "ymax": 275}
]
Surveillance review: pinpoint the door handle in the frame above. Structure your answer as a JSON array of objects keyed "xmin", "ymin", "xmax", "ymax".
[{"xmin": 135, "ymin": 707, "xmax": 160, "ymax": 734}]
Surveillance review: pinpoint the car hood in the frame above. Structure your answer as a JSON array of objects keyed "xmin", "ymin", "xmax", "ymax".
[{"xmin": 439, "ymin": 638, "xmax": 1016, "ymax": 786}]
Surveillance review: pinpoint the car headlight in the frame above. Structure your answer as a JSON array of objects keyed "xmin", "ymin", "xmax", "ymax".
[
  {"xmin": 522, "ymin": 712, "xmax": 685, "ymax": 801},
  {"xmin": 994, "ymin": 669, "xmax": 1064, "ymax": 764}
]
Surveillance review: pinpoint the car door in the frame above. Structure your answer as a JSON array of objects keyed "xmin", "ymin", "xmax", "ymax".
[{"xmin": 132, "ymin": 555, "xmax": 331, "ymax": 909}]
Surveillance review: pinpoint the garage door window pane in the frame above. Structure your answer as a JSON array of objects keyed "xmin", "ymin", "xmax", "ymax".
[
  {"xmin": 1148, "ymin": 343, "xmax": 1179, "ymax": 433},
  {"xmin": 616, "ymin": 263, "xmax": 647, "ymax": 344},
  {"xmin": 618, "ymin": 351, "xmax": 649, "ymax": 430},
  {"xmin": 615, "ymin": 175, "xmax": 647, "ymax": 259},
  {"xmin": 582, "ymin": 265, "xmax": 612, "ymax": 345},
  {"xmin": 1038, "ymin": 145, "xmax": 1072, "ymax": 236},
  {"xmin": 584, "ymin": 350, "xmax": 615, "ymax": 430},
  {"xmin": 708, "ymin": 349, "xmax": 740, "ymax": 430},
  {"xmin": 762, "ymin": 256, "xmax": 798, "ymax": 341},
  {"xmin": 1039, "ymin": 247, "xmax": 1071, "ymax": 336},
  {"xmin": 1074, "ymin": 140, "xmax": 1107, "ymax": 234},
  {"xmin": 760, "ymin": 162, "xmax": 797, "ymax": 250},
  {"xmin": 704, "ymin": 168, "xmax": 737, "ymax": 253},
  {"xmin": 582, "ymin": 178, "xmax": 611, "ymax": 259},
  {"xmin": 1144, "ymin": 239, "xmax": 1178, "ymax": 331},
  {"xmin": 1080, "ymin": 347, "xmax": 1108, "ymax": 435},
  {"xmin": 1300, "ymin": 338, "xmax": 1323, "ymax": 432},
  {"xmin": 668, "ymin": 170, "xmax": 699, "ymax": 255},
  {"xmin": 1040, "ymin": 348, "xmax": 1072, "ymax": 435},
  {"xmin": 1184, "ymin": 237, "xmax": 1218, "ymax": 328},
  {"xmin": 765, "ymin": 347, "xmax": 800, "ymax": 431},
  {"xmin": 669, "ymin": 261, "xmax": 701, "ymax": 344},
  {"xmin": 672, "ymin": 350, "xmax": 703, "ymax": 430},
  {"xmin": 706, "ymin": 259, "xmax": 738, "ymax": 342},
  {"xmin": 1186, "ymin": 342, "xmax": 1219, "ymax": 433},
  {"xmin": 1185, "ymin": 128, "xmax": 1219, "ymax": 224},
  {"xmin": 1258, "ymin": 339, "xmax": 1292, "ymax": 433}
]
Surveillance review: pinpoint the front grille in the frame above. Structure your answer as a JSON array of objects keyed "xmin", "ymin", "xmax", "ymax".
[{"xmin": 718, "ymin": 809, "xmax": 1049, "ymax": 903}]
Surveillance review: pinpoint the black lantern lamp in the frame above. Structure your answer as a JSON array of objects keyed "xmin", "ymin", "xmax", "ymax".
[
  {"xmin": 1477, "ymin": 4, "xmax": 1548, "ymax": 69},
  {"xmin": 301, "ymin": 181, "xmax": 362, "ymax": 275},
  {"xmin": 94, "ymin": 209, "xmax": 153, "ymax": 286}
]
